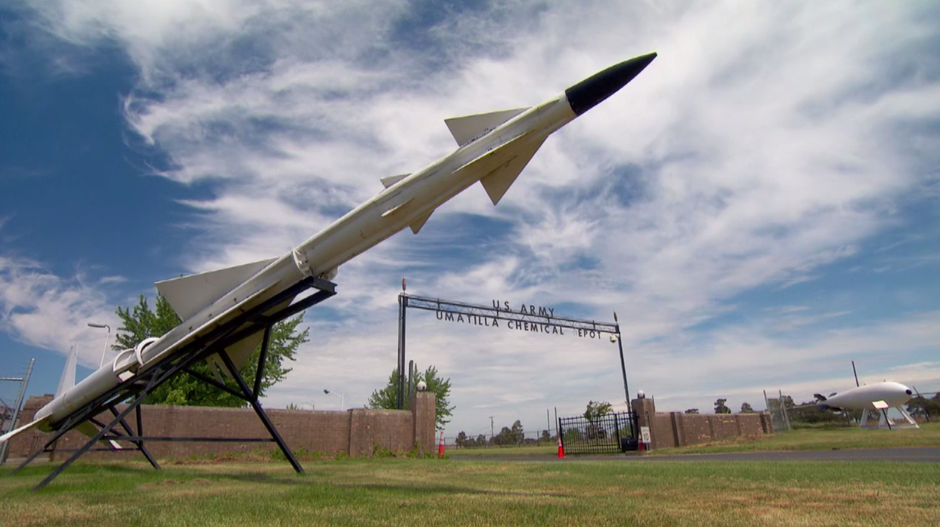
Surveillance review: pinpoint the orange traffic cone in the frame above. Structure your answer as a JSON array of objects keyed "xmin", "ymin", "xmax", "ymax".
[
  {"xmin": 438, "ymin": 430, "xmax": 445, "ymax": 458},
  {"xmin": 557, "ymin": 438, "xmax": 564, "ymax": 458}
]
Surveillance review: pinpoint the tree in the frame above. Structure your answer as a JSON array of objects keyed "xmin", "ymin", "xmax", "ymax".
[
  {"xmin": 475, "ymin": 434, "xmax": 486, "ymax": 447},
  {"xmin": 740, "ymin": 402, "xmax": 754, "ymax": 413},
  {"xmin": 584, "ymin": 400, "xmax": 613, "ymax": 422},
  {"xmin": 714, "ymin": 399, "xmax": 731, "ymax": 414},
  {"xmin": 684, "ymin": 408, "xmax": 699, "ymax": 414},
  {"xmin": 367, "ymin": 363, "xmax": 454, "ymax": 429},
  {"xmin": 114, "ymin": 294, "xmax": 307, "ymax": 406},
  {"xmin": 908, "ymin": 392, "xmax": 940, "ymax": 419},
  {"xmin": 510, "ymin": 420, "xmax": 524, "ymax": 445},
  {"xmin": 495, "ymin": 426, "xmax": 513, "ymax": 446},
  {"xmin": 456, "ymin": 431, "xmax": 468, "ymax": 448},
  {"xmin": 540, "ymin": 429, "xmax": 551, "ymax": 444}
]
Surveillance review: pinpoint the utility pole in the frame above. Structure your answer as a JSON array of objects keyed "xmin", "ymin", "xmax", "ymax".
[{"xmin": 489, "ymin": 416, "xmax": 494, "ymax": 448}]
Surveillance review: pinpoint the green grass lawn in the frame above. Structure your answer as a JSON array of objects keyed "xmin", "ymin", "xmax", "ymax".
[
  {"xmin": 1, "ymin": 458, "xmax": 938, "ymax": 526},
  {"xmin": 652, "ymin": 421, "xmax": 940, "ymax": 455}
]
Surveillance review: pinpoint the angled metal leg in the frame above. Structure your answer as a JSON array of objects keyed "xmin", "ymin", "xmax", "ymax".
[
  {"xmin": 9, "ymin": 411, "xmax": 84, "ymax": 476},
  {"xmin": 218, "ymin": 349, "xmax": 303, "ymax": 474},
  {"xmin": 109, "ymin": 406, "xmax": 160, "ymax": 470},
  {"xmin": 253, "ymin": 327, "xmax": 271, "ymax": 399},
  {"xmin": 32, "ymin": 370, "xmax": 164, "ymax": 491}
]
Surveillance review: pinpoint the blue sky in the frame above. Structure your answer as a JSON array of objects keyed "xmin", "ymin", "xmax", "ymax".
[{"xmin": 1, "ymin": 1, "xmax": 939, "ymax": 437}]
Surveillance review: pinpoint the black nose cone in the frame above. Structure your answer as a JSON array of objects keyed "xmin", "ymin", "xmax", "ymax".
[
  {"xmin": 565, "ymin": 52, "xmax": 657, "ymax": 116},
  {"xmin": 906, "ymin": 389, "xmax": 913, "ymax": 395}
]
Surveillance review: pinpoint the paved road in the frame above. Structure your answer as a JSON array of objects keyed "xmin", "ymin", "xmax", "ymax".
[{"xmin": 454, "ymin": 447, "xmax": 940, "ymax": 463}]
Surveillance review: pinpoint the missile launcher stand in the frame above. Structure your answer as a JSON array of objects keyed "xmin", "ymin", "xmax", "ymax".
[{"xmin": 9, "ymin": 276, "xmax": 336, "ymax": 491}]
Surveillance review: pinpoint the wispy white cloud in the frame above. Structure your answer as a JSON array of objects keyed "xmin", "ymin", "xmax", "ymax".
[{"xmin": 0, "ymin": 256, "xmax": 124, "ymax": 367}]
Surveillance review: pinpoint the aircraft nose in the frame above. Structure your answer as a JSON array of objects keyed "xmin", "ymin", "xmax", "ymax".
[
  {"xmin": 565, "ymin": 52, "xmax": 657, "ymax": 116},
  {"xmin": 906, "ymin": 389, "xmax": 913, "ymax": 395}
]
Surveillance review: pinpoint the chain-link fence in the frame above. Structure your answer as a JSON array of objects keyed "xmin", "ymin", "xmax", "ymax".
[
  {"xmin": 763, "ymin": 390, "xmax": 791, "ymax": 432},
  {"xmin": 1, "ymin": 359, "xmax": 35, "ymax": 464}
]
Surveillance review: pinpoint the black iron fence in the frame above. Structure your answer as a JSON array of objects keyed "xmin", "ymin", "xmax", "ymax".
[{"xmin": 558, "ymin": 411, "xmax": 636, "ymax": 455}]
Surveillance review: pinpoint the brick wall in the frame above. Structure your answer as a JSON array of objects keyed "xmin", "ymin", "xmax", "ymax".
[
  {"xmin": 4, "ymin": 392, "xmax": 435, "ymax": 462},
  {"xmin": 632, "ymin": 396, "xmax": 773, "ymax": 450}
]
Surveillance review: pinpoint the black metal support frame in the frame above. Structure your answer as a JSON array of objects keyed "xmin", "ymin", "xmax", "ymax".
[{"xmin": 10, "ymin": 277, "xmax": 336, "ymax": 491}]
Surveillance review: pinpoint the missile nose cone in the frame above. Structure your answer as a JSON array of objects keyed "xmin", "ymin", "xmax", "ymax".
[
  {"xmin": 565, "ymin": 52, "xmax": 657, "ymax": 116},
  {"xmin": 906, "ymin": 389, "xmax": 913, "ymax": 395}
]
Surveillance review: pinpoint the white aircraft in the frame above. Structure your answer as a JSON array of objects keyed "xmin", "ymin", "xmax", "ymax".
[
  {"xmin": 815, "ymin": 381, "xmax": 919, "ymax": 430},
  {"xmin": 0, "ymin": 52, "xmax": 659, "ymax": 447}
]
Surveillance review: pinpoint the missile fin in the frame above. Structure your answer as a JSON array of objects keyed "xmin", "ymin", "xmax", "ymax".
[
  {"xmin": 0, "ymin": 416, "xmax": 49, "ymax": 446},
  {"xmin": 155, "ymin": 258, "xmax": 277, "ymax": 321},
  {"xmin": 445, "ymin": 108, "xmax": 528, "ymax": 147},
  {"xmin": 479, "ymin": 136, "xmax": 545, "ymax": 205},
  {"xmin": 410, "ymin": 210, "xmax": 433, "ymax": 234},
  {"xmin": 381, "ymin": 173, "xmax": 410, "ymax": 188},
  {"xmin": 220, "ymin": 330, "xmax": 266, "ymax": 380},
  {"xmin": 55, "ymin": 344, "xmax": 78, "ymax": 398},
  {"xmin": 382, "ymin": 198, "xmax": 413, "ymax": 218}
]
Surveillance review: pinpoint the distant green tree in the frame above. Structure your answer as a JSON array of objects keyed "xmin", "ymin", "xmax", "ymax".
[
  {"xmin": 456, "ymin": 431, "xmax": 468, "ymax": 448},
  {"xmin": 367, "ymin": 363, "xmax": 454, "ymax": 429},
  {"xmin": 540, "ymin": 429, "xmax": 551, "ymax": 444},
  {"xmin": 714, "ymin": 399, "xmax": 731, "ymax": 414},
  {"xmin": 114, "ymin": 294, "xmax": 307, "ymax": 406},
  {"xmin": 684, "ymin": 408, "xmax": 699, "ymax": 414},
  {"xmin": 907, "ymin": 392, "xmax": 939, "ymax": 419},
  {"xmin": 476, "ymin": 434, "xmax": 486, "ymax": 447},
  {"xmin": 584, "ymin": 400, "xmax": 613, "ymax": 422},
  {"xmin": 740, "ymin": 402, "xmax": 754, "ymax": 413},
  {"xmin": 510, "ymin": 420, "xmax": 524, "ymax": 445},
  {"xmin": 494, "ymin": 426, "xmax": 513, "ymax": 446}
]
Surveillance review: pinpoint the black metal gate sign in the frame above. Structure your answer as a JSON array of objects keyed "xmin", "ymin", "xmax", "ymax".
[
  {"xmin": 395, "ymin": 284, "xmax": 633, "ymax": 412},
  {"xmin": 558, "ymin": 411, "xmax": 636, "ymax": 455}
]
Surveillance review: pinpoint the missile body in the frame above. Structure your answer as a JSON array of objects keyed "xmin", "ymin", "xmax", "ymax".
[
  {"xmin": 16, "ymin": 53, "xmax": 657, "ymax": 437},
  {"xmin": 814, "ymin": 381, "xmax": 913, "ymax": 411}
]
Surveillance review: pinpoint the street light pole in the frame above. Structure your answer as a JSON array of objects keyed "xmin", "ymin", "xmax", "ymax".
[
  {"xmin": 88, "ymin": 323, "xmax": 112, "ymax": 368},
  {"xmin": 323, "ymin": 389, "xmax": 344, "ymax": 411}
]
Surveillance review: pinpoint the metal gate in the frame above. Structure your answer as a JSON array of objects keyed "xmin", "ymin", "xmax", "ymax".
[{"xmin": 558, "ymin": 411, "xmax": 636, "ymax": 454}]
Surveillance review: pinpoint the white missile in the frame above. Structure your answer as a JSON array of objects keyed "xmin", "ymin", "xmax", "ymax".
[
  {"xmin": 814, "ymin": 381, "xmax": 919, "ymax": 429},
  {"xmin": 1, "ymin": 52, "xmax": 657, "ymax": 445}
]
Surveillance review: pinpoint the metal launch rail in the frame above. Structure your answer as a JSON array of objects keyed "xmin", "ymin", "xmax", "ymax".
[{"xmin": 9, "ymin": 277, "xmax": 336, "ymax": 491}]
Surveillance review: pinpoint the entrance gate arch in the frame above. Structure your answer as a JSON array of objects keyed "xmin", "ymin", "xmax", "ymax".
[{"xmin": 395, "ymin": 283, "xmax": 636, "ymax": 441}]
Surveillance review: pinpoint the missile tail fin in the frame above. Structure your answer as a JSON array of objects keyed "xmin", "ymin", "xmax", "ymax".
[
  {"xmin": 56, "ymin": 345, "xmax": 78, "ymax": 398},
  {"xmin": 445, "ymin": 108, "xmax": 528, "ymax": 147},
  {"xmin": 410, "ymin": 210, "xmax": 433, "ymax": 234},
  {"xmin": 155, "ymin": 258, "xmax": 277, "ymax": 321},
  {"xmin": 480, "ymin": 137, "xmax": 545, "ymax": 205},
  {"xmin": 0, "ymin": 416, "xmax": 49, "ymax": 446},
  {"xmin": 217, "ymin": 330, "xmax": 266, "ymax": 380},
  {"xmin": 381, "ymin": 173, "xmax": 410, "ymax": 188}
]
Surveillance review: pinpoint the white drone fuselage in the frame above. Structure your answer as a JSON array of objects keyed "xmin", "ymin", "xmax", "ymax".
[{"xmin": 817, "ymin": 382, "xmax": 913, "ymax": 411}]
